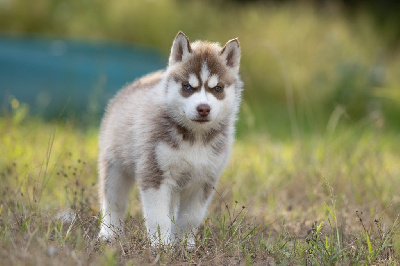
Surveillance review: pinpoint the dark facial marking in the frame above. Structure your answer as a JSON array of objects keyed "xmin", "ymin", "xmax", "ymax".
[
  {"xmin": 180, "ymin": 83, "xmax": 200, "ymax": 98},
  {"xmin": 206, "ymin": 82, "xmax": 226, "ymax": 100},
  {"xmin": 170, "ymin": 43, "xmax": 237, "ymax": 100}
]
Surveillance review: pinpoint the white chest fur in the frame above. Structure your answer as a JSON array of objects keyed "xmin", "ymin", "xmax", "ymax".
[{"xmin": 155, "ymin": 140, "xmax": 224, "ymax": 188}]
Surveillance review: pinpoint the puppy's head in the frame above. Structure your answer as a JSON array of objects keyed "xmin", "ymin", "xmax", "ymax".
[{"xmin": 165, "ymin": 32, "xmax": 241, "ymax": 130}]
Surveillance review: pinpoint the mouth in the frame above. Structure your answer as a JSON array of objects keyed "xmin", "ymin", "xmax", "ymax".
[{"xmin": 191, "ymin": 119, "xmax": 210, "ymax": 123}]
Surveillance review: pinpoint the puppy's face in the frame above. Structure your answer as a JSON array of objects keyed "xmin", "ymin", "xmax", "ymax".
[{"xmin": 166, "ymin": 32, "xmax": 241, "ymax": 129}]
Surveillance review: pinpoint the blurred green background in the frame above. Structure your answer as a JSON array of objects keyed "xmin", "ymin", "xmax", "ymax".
[{"xmin": 1, "ymin": 0, "xmax": 399, "ymax": 139}]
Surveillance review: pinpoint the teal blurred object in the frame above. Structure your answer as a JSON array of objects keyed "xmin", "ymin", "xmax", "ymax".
[{"xmin": 0, "ymin": 35, "xmax": 166, "ymax": 120}]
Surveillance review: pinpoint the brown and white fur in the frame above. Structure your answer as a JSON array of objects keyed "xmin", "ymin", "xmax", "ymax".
[{"xmin": 98, "ymin": 32, "xmax": 243, "ymax": 247}]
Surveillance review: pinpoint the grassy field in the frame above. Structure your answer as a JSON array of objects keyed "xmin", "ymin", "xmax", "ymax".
[
  {"xmin": 1, "ymin": 101, "xmax": 400, "ymax": 265},
  {"xmin": 1, "ymin": 0, "xmax": 400, "ymax": 264}
]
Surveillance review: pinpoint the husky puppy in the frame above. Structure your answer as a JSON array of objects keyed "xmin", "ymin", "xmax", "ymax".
[{"xmin": 98, "ymin": 31, "xmax": 243, "ymax": 246}]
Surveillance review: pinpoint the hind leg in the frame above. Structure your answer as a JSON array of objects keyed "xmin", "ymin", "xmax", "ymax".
[{"xmin": 98, "ymin": 162, "xmax": 134, "ymax": 240}]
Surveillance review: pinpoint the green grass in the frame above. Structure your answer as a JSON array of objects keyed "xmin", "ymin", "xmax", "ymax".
[{"xmin": 1, "ymin": 103, "xmax": 399, "ymax": 264}]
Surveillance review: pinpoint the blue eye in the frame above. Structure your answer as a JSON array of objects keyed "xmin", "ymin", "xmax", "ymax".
[
  {"xmin": 214, "ymin": 86, "xmax": 222, "ymax": 92},
  {"xmin": 183, "ymin": 84, "xmax": 192, "ymax": 91}
]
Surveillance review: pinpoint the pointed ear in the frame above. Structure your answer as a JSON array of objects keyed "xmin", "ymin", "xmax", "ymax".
[
  {"xmin": 169, "ymin": 31, "xmax": 192, "ymax": 65},
  {"xmin": 220, "ymin": 38, "xmax": 241, "ymax": 70}
]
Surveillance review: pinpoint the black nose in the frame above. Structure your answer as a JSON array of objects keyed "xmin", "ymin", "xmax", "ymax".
[{"xmin": 197, "ymin": 104, "xmax": 211, "ymax": 117}]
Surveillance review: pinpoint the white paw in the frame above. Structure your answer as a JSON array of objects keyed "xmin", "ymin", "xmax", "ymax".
[
  {"xmin": 98, "ymin": 225, "xmax": 120, "ymax": 241},
  {"xmin": 148, "ymin": 233, "xmax": 172, "ymax": 248},
  {"xmin": 185, "ymin": 235, "xmax": 196, "ymax": 250}
]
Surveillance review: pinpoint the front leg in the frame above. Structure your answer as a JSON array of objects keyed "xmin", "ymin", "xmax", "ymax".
[
  {"xmin": 139, "ymin": 182, "xmax": 174, "ymax": 246},
  {"xmin": 174, "ymin": 182, "xmax": 215, "ymax": 247}
]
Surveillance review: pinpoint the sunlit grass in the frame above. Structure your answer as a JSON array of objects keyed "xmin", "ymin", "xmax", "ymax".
[{"xmin": 1, "ymin": 103, "xmax": 399, "ymax": 264}]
